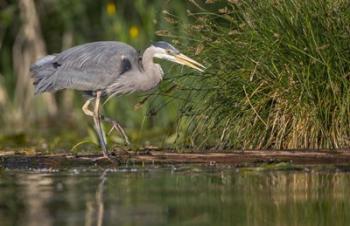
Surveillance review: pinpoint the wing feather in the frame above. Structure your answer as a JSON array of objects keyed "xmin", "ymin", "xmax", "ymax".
[{"xmin": 31, "ymin": 41, "xmax": 139, "ymax": 94}]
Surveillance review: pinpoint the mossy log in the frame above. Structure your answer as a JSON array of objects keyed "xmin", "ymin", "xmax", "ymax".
[{"xmin": 1, "ymin": 150, "xmax": 350, "ymax": 169}]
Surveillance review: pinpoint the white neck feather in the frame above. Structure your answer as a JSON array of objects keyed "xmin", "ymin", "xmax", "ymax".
[{"xmin": 139, "ymin": 46, "xmax": 164, "ymax": 91}]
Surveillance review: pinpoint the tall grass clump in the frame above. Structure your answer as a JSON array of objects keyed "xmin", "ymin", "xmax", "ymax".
[{"xmin": 173, "ymin": 0, "xmax": 350, "ymax": 149}]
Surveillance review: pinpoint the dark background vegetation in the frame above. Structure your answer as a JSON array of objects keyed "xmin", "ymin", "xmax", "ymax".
[
  {"xmin": 0, "ymin": 0, "xmax": 194, "ymax": 152},
  {"xmin": 1, "ymin": 0, "xmax": 350, "ymax": 152}
]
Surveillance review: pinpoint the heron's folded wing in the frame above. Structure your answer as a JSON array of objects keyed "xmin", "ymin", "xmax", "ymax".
[{"xmin": 50, "ymin": 41, "xmax": 139, "ymax": 92}]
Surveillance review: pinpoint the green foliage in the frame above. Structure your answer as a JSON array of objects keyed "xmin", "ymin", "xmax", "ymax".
[
  {"xmin": 174, "ymin": 0, "xmax": 350, "ymax": 149},
  {"xmin": 0, "ymin": 0, "xmax": 190, "ymax": 150},
  {"xmin": 2, "ymin": 0, "xmax": 350, "ymax": 151}
]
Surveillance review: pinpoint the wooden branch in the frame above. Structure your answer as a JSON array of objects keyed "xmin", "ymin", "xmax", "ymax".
[{"xmin": 1, "ymin": 150, "xmax": 350, "ymax": 169}]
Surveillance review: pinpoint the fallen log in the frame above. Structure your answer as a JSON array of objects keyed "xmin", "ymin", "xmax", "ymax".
[{"xmin": 1, "ymin": 150, "xmax": 350, "ymax": 169}]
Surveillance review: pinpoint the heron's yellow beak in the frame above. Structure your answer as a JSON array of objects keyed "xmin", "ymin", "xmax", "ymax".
[{"xmin": 174, "ymin": 53, "xmax": 206, "ymax": 72}]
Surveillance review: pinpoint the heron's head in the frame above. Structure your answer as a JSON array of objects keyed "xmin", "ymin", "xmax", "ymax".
[{"xmin": 152, "ymin": 41, "xmax": 205, "ymax": 72}]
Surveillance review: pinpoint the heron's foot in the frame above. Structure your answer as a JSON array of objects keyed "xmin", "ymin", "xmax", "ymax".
[
  {"xmin": 77, "ymin": 155, "xmax": 113, "ymax": 162},
  {"xmin": 91, "ymin": 153, "xmax": 119, "ymax": 164},
  {"xmin": 108, "ymin": 123, "xmax": 130, "ymax": 145},
  {"xmin": 102, "ymin": 116, "xmax": 130, "ymax": 145}
]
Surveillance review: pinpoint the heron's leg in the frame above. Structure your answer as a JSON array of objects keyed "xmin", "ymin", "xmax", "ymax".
[
  {"xmin": 101, "ymin": 115, "xmax": 130, "ymax": 145},
  {"xmin": 82, "ymin": 98, "xmax": 94, "ymax": 117},
  {"xmin": 82, "ymin": 98, "xmax": 130, "ymax": 146},
  {"xmin": 93, "ymin": 91, "xmax": 109, "ymax": 158}
]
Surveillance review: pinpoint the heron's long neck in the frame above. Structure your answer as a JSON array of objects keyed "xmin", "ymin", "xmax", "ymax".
[{"xmin": 140, "ymin": 47, "xmax": 163, "ymax": 91}]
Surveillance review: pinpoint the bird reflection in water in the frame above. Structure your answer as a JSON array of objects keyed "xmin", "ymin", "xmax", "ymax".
[{"xmin": 84, "ymin": 170, "xmax": 108, "ymax": 226}]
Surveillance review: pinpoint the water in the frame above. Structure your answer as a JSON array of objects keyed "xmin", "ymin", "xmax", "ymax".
[{"xmin": 0, "ymin": 166, "xmax": 350, "ymax": 226}]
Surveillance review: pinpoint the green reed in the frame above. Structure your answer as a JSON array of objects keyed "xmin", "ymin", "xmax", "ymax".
[{"xmin": 171, "ymin": 0, "xmax": 350, "ymax": 149}]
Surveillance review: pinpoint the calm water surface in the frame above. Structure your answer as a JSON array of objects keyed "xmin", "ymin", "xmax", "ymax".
[{"xmin": 0, "ymin": 165, "xmax": 349, "ymax": 226}]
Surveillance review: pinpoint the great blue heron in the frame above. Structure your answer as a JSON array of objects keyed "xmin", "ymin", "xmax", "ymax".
[{"xmin": 30, "ymin": 41, "xmax": 205, "ymax": 158}]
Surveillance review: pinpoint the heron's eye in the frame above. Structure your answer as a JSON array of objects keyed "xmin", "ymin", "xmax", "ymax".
[{"xmin": 166, "ymin": 49, "xmax": 172, "ymax": 54}]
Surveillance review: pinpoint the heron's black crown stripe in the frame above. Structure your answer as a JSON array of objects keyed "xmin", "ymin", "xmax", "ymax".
[{"xmin": 152, "ymin": 41, "xmax": 180, "ymax": 54}]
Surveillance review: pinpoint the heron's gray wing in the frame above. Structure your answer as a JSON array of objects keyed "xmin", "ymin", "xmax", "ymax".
[{"xmin": 32, "ymin": 41, "xmax": 139, "ymax": 94}]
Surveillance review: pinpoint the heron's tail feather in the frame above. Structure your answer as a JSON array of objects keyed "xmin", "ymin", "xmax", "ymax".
[{"xmin": 30, "ymin": 55, "xmax": 58, "ymax": 94}]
